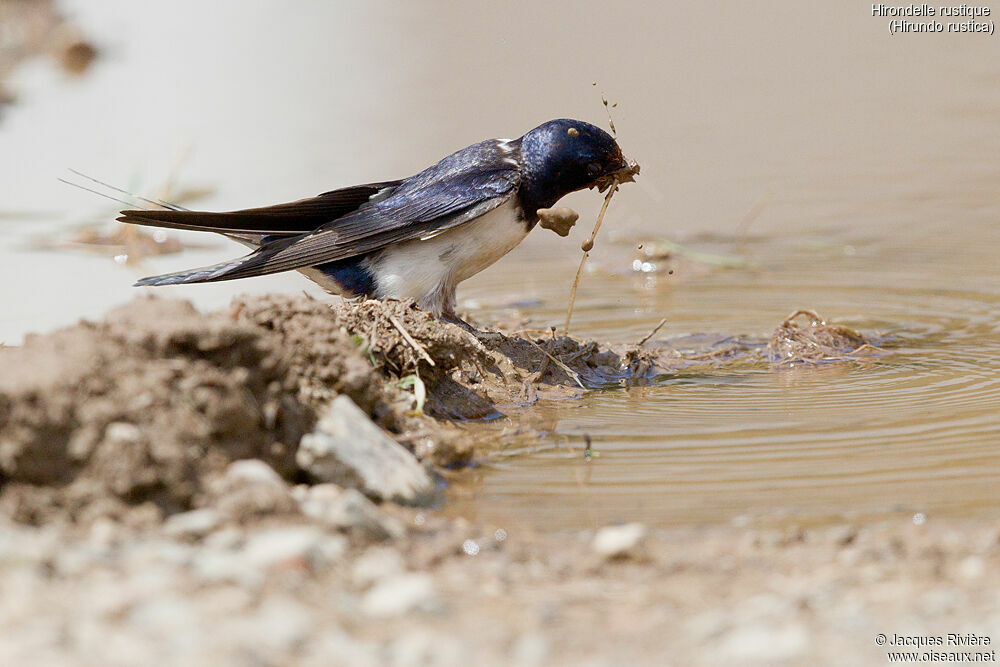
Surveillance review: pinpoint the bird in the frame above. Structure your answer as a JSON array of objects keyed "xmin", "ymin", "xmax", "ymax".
[{"xmin": 116, "ymin": 118, "xmax": 638, "ymax": 325}]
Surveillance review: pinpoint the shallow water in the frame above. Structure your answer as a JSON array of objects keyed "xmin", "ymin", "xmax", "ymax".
[{"xmin": 2, "ymin": 2, "xmax": 998, "ymax": 530}]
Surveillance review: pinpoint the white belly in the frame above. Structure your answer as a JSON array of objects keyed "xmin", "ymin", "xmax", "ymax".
[{"xmin": 370, "ymin": 198, "xmax": 529, "ymax": 314}]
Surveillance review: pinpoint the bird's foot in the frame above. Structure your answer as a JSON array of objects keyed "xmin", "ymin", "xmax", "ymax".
[
  {"xmin": 441, "ymin": 311, "xmax": 506, "ymax": 344},
  {"xmin": 441, "ymin": 311, "xmax": 476, "ymax": 332}
]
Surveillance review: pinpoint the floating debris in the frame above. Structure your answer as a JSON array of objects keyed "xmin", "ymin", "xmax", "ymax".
[{"xmin": 767, "ymin": 310, "xmax": 884, "ymax": 365}]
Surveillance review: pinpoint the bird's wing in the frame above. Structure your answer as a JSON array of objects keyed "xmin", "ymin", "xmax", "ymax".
[
  {"xmin": 118, "ymin": 181, "xmax": 403, "ymax": 235},
  {"xmin": 134, "ymin": 140, "xmax": 522, "ymax": 286}
]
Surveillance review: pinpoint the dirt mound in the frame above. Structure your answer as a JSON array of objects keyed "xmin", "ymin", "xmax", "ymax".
[
  {"xmin": 0, "ymin": 298, "xmax": 324, "ymax": 524},
  {"xmin": 0, "ymin": 295, "xmax": 577, "ymax": 524},
  {"xmin": 0, "ymin": 296, "xmax": 438, "ymax": 525}
]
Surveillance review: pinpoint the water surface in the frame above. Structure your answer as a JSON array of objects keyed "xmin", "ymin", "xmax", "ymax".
[{"xmin": 2, "ymin": 1, "xmax": 998, "ymax": 531}]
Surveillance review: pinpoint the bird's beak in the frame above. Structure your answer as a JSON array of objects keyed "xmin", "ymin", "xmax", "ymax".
[
  {"xmin": 615, "ymin": 157, "xmax": 640, "ymax": 184},
  {"xmin": 594, "ymin": 157, "xmax": 640, "ymax": 192}
]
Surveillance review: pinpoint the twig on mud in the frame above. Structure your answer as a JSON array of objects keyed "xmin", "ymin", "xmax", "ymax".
[
  {"xmin": 560, "ymin": 341, "xmax": 600, "ymax": 363},
  {"xmin": 781, "ymin": 309, "xmax": 824, "ymax": 326},
  {"xmin": 388, "ymin": 314, "xmax": 435, "ymax": 367},
  {"xmin": 521, "ymin": 337, "xmax": 585, "ymax": 388},
  {"xmin": 637, "ymin": 317, "xmax": 668, "ymax": 347},
  {"xmin": 533, "ymin": 349, "xmax": 551, "ymax": 383},
  {"xmin": 564, "ymin": 179, "xmax": 619, "ymax": 335}
]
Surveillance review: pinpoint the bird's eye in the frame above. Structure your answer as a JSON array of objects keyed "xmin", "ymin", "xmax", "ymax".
[{"xmin": 587, "ymin": 162, "xmax": 601, "ymax": 177}]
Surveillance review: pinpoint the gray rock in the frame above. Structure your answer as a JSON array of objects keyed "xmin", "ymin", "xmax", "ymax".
[
  {"xmin": 592, "ymin": 523, "xmax": 648, "ymax": 559},
  {"xmin": 361, "ymin": 573, "xmax": 439, "ymax": 617},
  {"xmin": 299, "ymin": 485, "xmax": 405, "ymax": 541},
  {"xmin": 296, "ymin": 483, "xmax": 345, "ymax": 522},
  {"xmin": 297, "ymin": 395, "xmax": 435, "ymax": 505},
  {"xmin": 213, "ymin": 459, "xmax": 297, "ymax": 520},
  {"xmin": 164, "ymin": 509, "xmax": 219, "ymax": 540}
]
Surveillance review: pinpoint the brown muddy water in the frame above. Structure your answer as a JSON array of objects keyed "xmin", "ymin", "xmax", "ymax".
[{"xmin": 2, "ymin": 3, "xmax": 999, "ymax": 531}]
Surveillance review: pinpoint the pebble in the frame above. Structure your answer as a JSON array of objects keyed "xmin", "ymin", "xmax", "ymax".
[
  {"xmin": 592, "ymin": 523, "xmax": 648, "ymax": 559},
  {"xmin": 297, "ymin": 395, "xmax": 435, "ymax": 505},
  {"xmin": 388, "ymin": 629, "xmax": 466, "ymax": 667},
  {"xmin": 958, "ymin": 555, "xmax": 985, "ymax": 580},
  {"xmin": 225, "ymin": 459, "xmax": 286, "ymax": 487},
  {"xmin": 247, "ymin": 597, "xmax": 314, "ymax": 651},
  {"xmin": 361, "ymin": 573, "xmax": 439, "ymax": 617},
  {"xmin": 352, "ymin": 547, "xmax": 406, "ymax": 588},
  {"xmin": 164, "ymin": 509, "xmax": 220, "ymax": 540},
  {"xmin": 192, "ymin": 549, "xmax": 263, "ymax": 590},
  {"xmin": 241, "ymin": 526, "xmax": 327, "ymax": 570},
  {"xmin": 298, "ymin": 486, "xmax": 405, "ymax": 541},
  {"xmin": 511, "ymin": 632, "xmax": 550, "ymax": 666},
  {"xmin": 213, "ymin": 459, "xmax": 297, "ymax": 520},
  {"xmin": 715, "ymin": 622, "xmax": 808, "ymax": 662}
]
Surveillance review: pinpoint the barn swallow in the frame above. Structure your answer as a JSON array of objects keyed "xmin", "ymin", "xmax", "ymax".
[{"xmin": 117, "ymin": 119, "xmax": 638, "ymax": 322}]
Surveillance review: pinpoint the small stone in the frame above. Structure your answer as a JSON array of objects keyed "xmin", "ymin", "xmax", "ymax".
[
  {"xmin": 958, "ymin": 556, "xmax": 985, "ymax": 580},
  {"xmin": 203, "ymin": 526, "xmax": 244, "ymax": 551},
  {"xmin": 104, "ymin": 422, "xmax": 143, "ymax": 446},
  {"xmin": 248, "ymin": 598, "xmax": 314, "ymax": 651},
  {"xmin": 225, "ymin": 459, "xmax": 285, "ymax": 487},
  {"xmin": 89, "ymin": 517, "xmax": 120, "ymax": 550},
  {"xmin": 361, "ymin": 573, "xmax": 439, "ymax": 617},
  {"xmin": 302, "ymin": 487, "xmax": 405, "ymax": 541},
  {"xmin": 241, "ymin": 526, "xmax": 326, "ymax": 570},
  {"xmin": 213, "ymin": 459, "xmax": 296, "ymax": 521},
  {"xmin": 511, "ymin": 632, "xmax": 550, "ymax": 666},
  {"xmin": 716, "ymin": 622, "xmax": 808, "ymax": 661},
  {"xmin": 592, "ymin": 523, "xmax": 647, "ymax": 559},
  {"xmin": 127, "ymin": 595, "xmax": 197, "ymax": 634},
  {"xmin": 352, "ymin": 547, "xmax": 406, "ymax": 588},
  {"xmin": 388, "ymin": 630, "xmax": 464, "ymax": 666},
  {"xmin": 192, "ymin": 550, "xmax": 262, "ymax": 589},
  {"xmin": 296, "ymin": 483, "xmax": 344, "ymax": 521},
  {"xmin": 164, "ymin": 509, "xmax": 219, "ymax": 540},
  {"xmin": 297, "ymin": 395, "xmax": 435, "ymax": 505}
]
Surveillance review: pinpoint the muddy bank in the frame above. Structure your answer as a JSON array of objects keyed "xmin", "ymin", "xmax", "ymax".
[
  {"xmin": 0, "ymin": 293, "xmax": 655, "ymax": 525},
  {"xmin": 0, "ymin": 294, "xmax": 888, "ymax": 528}
]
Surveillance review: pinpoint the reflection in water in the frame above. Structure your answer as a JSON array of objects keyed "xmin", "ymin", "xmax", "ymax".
[{"xmin": 2, "ymin": 2, "xmax": 999, "ymax": 530}]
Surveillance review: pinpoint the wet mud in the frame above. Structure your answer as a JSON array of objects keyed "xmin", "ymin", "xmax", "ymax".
[{"xmin": 0, "ymin": 294, "xmax": 886, "ymax": 530}]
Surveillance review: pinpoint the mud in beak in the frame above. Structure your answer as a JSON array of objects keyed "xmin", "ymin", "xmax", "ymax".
[{"xmin": 594, "ymin": 157, "xmax": 640, "ymax": 192}]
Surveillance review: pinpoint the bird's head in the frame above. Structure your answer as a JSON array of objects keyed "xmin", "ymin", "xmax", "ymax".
[{"xmin": 518, "ymin": 118, "xmax": 639, "ymax": 216}]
